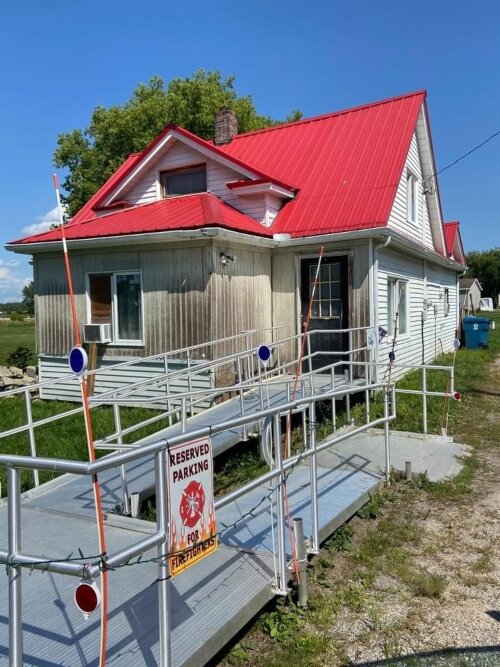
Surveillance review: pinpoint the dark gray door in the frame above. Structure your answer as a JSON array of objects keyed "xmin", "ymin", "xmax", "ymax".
[{"xmin": 300, "ymin": 256, "xmax": 348, "ymax": 371}]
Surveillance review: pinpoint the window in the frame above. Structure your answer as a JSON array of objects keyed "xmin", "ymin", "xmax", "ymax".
[
  {"xmin": 88, "ymin": 272, "xmax": 143, "ymax": 344},
  {"xmin": 311, "ymin": 262, "xmax": 342, "ymax": 319},
  {"xmin": 387, "ymin": 278, "xmax": 408, "ymax": 336},
  {"xmin": 160, "ymin": 164, "xmax": 207, "ymax": 197},
  {"xmin": 444, "ymin": 288, "xmax": 450, "ymax": 317},
  {"xmin": 406, "ymin": 171, "xmax": 418, "ymax": 223}
]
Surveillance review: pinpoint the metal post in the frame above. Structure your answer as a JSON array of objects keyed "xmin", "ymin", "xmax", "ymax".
[
  {"xmin": 24, "ymin": 390, "xmax": 39, "ymax": 487},
  {"xmin": 155, "ymin": 451, "xmax": 171, "ymax": 667},
  {"xmin": 383, "ymin": 390, "xmax": 391, "ymax": 485},
  {"xmin": 308, "ymin": 402, "xmax": 319, "ymax": 554},
  {"xmin": 237, "ymin": 357, "xmax": 247, "ymax": 440},
  {"xmin": 164, "ymin": 356, "xmax": 173, "ymax": 426},
  {"xmin": 422, "ymin": 366, "xmax": 428, "ymax": 435},
  {"xmin": 130, "ymin": 492, "xmax": 140, "ymax": 519},
  {"xmin": 186, "ymin": 351, "xmax": 193, "ymax": 416},
  {"xmin": 181, "ymin": 397, "xmax": 187, "ymax": 433},
  {"xmin": 8, "ymin": 467, "xmax": 22, "ymax": 667},
  {"xmin": 113, "ymin": 403, "xmax": 130, "ymax": 515},
  {"xmin": 306, "ymin": 332, "xmax": 312, "ymax": 374},
  {"xmin": 302, "ymin": 407, "xmax": 308, "ymax": 451},
  {"xmin": 365, "ymin": 389, "xmax": 370, "ymax": 425},
  {"xmin": 245, "ymin": 332, "xmax": 252, "ymax": 380},
  {"xmin": 348, "ymin": 330, "xmax": 353, "ymax": 384},
  {"xmin": 405, "ymin": 461, "xmax": 412, "ymax": 481},
  {"xmin": 273, "ymin": 414, "xmax": 288, "ymax": 595},
  {"xmin": 293, "ymin": 517, "xmax": 308, "ymax": 608}
]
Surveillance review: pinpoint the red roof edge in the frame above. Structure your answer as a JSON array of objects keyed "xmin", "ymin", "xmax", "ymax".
[{"xmin": 443, "ymin": 221, "xmax": 466, "ymax": 264}]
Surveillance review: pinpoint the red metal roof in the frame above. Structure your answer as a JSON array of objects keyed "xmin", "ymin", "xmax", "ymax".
[
  {"xmin": 12, "ymin": 193, "xmax": 273, "ymax": 245},
  {"xmin": 13, "ymin": 90, "xmax": 428, "ymax": 246},
  {"xmin": 443, "ymin": 221, "xmax": 465, "ymax": 263},
  {"xmin": 218, "ymin": 91, "xmax": 426, "ymax": 237}
]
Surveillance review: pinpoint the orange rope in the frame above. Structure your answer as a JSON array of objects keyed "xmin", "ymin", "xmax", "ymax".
[
  {"xmin": 54, "ymin": 175, "xmax": 108, "ymax": 666},
  {"xmin": 283, "ymin": 246, "xmax": 325, "ymax": 585}
]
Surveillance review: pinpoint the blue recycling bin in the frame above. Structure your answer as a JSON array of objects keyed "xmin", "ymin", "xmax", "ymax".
[{"xmin": 463, "ymin": 316, "xmax": 491, "ymax": 349}]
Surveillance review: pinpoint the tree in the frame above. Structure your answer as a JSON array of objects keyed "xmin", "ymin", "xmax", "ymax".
[
  {"xmin": 22, "ymin": 281, "xmax": 34, "ymax": 316},
  {"xmin": 465, "ymin": 248, "xmax": 500, "ymax": 301},
  {"xmin": 54, "ymin": 70, "xmax": 302, "ymax": 217}
]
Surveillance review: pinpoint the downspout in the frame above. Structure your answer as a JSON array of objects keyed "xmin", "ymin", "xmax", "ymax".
[{"xmin": 372, "ymin": 235, "xmax": 392, "ymax": 382}]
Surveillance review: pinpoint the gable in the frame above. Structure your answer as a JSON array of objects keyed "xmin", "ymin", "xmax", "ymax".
[{"xmin": 386, "ymin": 107, "xmax": 447, "ymax": 256}]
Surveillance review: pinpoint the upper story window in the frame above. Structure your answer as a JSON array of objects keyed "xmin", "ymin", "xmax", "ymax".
[
  {"xmin": 406, "ymin": 171, "xmax": 418, "ymax": 223},
  {"xmin": 88, "ymin": 271, "xmax": 143, "ymax": 344},
  {"xmin": 160, "ymin": 164, "xmax": 207, "ymax": 197},
  {"xmin": 387, "ymin": 277, "xmax": 408, "ymax": 336}
]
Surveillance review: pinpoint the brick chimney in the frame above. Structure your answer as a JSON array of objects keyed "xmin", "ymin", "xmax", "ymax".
[{"xmin": 214, "ymin": 107, "xmax": 238, "ymax": 145}]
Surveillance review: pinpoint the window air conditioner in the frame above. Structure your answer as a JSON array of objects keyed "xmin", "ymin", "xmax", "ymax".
[{"xmin": 83, "ymin": 323, "xmax": 112, "ymax": 344}]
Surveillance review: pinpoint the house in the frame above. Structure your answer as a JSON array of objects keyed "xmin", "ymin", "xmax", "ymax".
[
  {"xmin": 6, "ymin": 91, "xmax": 467, "ymax": 396},
  {"xmin": 459, "ymin": 278, "xmax": 482, "ymax": 314}
]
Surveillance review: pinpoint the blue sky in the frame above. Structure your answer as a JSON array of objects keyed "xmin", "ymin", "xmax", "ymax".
[{"xmin": 1, "ymin": 0, "xmax": 499, "ymax": 301}]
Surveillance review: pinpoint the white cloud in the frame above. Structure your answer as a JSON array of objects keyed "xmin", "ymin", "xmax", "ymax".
[
  {"xmin": 0, "ymin": 254, "xmax": 32, "ymax": 302},
  {"xmin": 22, "ymin": 206, "xmax": 60, "ymax": 235}
]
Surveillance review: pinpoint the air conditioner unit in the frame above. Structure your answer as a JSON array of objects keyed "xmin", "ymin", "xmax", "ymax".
[{"xmin": 83, "ymin": 323, "xmax": 112, "ymax": 344}]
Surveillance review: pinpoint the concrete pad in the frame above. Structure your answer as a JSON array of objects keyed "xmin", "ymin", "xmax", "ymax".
[{"xmin": 317, "ymin": 428, "xmax": 472, "ymax": 482}]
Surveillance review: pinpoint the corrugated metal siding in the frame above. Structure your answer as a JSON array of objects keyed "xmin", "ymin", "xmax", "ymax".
[
  {"xmin": 208, "ymin": 245, "xmax": 272, "ymax": 382},
  {"xmin": 39, "ymin": 355, "xmax": 213, "ymax": 404}
]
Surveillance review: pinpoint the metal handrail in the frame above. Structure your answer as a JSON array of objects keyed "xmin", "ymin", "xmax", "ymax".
[{"xmin": 0, "ymin": 379, "xmax": 396, "ymax": 666}]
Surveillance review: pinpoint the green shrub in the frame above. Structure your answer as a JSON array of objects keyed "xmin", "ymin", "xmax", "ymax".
[
  {"xmin": 9, "ymin": 312, "xmax": 24, "ymax": 322},
  {"xmin": 5, "ymin": 346, "xmax": 34, "ymax": 371}
]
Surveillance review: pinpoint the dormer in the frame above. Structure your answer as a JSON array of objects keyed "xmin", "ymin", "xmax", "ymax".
[{"xmin": 226, "ymin": 179, "xmax": 295, "ymax": 227}]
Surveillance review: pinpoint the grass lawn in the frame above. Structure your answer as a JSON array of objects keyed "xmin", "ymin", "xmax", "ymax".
[{"xmin": 0, "ymin": 319, "xmax": 36, "ymax": 366}]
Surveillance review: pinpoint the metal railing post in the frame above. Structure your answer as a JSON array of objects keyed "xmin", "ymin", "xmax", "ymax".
[
  {"xmin": 237, "ymin": 357, "xmax": 247, "ymax": 441},
  {"xmin": 113, "ymin": 403, "xmax": 130, "ymax": 515},
  {"xmin": 422, "ymin": 366, "xmax": 428, "ymax": 435},
  {"xmin": 155, "ymin": 451, "xmax": 171, "ymax": 667},
  {"xmin": 8, "ymin": 467, "xmax": 23, "ymax": 667},
  {"xmin": 309, "ymin": 402, "xmax": 319, "ymax": 554},
  {"xmin": 273, "ymin": 413, "xmax": 288, "ymax": 595},
  {"xmin": 186, "ymin": 350, "xmax": 194, "ymax": 416},
  {"xmin": 365, "ymin": 389, "xmax": 370, "ymax": 425},
  {"xmin": 306, "ymin": 332, "xmax": 312, "ymax": 374},
  {"xmin": 383, "ymin": 390, "xmax": 391, "ymax": 485},
  {"xmin": 24, "ymin": 389, "xmax": 39, "ymax": 487},
  {"xmin": 348, "ymin": 330, "xmax": 353, "ymax": 384},
  {"xmin": 181, "ymin": 397, "xmax": 187, "ymax": 433},
  {"xmin": 164, "ymin": 356, "xmax": 173, "ymax": 426},
  {"xmin": 293, "ymin": 517, "xmax": 308, "ymax": 608}
]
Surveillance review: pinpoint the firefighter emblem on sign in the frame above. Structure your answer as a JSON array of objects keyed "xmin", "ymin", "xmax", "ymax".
[
  {"xmin": 180, "ymin": 480, "xmax": 205, "ymax": 528},
  {"xmin": 167, "ymin": 437, "xmax": 217, "ymax": 577}
]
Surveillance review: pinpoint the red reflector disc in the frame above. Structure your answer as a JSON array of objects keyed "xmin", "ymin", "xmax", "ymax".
[{"xmin": 75, "ymin": 582, "xmax": 100, "ymax": 615}]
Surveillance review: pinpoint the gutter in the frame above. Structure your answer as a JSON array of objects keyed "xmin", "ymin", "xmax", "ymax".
[{"xmin": 5, "ymin": 225, "xmax": 466, "ymax": 271}]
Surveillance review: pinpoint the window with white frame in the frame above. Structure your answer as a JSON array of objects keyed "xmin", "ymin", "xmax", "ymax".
[
  {"xmin": 387, "ymin": 278, "xmax": 408, "ymax": 335},
  {"xmin": 406, "ymin": 171, "xmax": 418, "ymax": 223},
  {"xmin": 88, "ymin": 272, "xmax": 143, "ymax": 344},
  {"xmin": 444, "ymin": 288, "xmax": 450, "ymax": 317}
]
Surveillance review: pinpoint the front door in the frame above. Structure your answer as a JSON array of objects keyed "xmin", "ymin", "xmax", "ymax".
[{"xmin": 300, "ymin": 255, "xmax": 349, "ymax": 371}]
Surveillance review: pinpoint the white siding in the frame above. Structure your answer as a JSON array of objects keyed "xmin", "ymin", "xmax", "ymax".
[
  {"xmin": 387, "ymin": 133, "xmax": 435, "ymax": 251},
  {"xmin": 39, "ymin": 355, "xmax": 213, "ymax": 408},
  {"xmin": 377, "ymin": 248, "xmax": 459, "ymax": 378},
  {"xmin": 109, "ymin": 138, "xmax": 279, "ymax": 226},
  {"xmin": 123, "ymin": 140, "xmax": 204, "ymax": 205}
]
